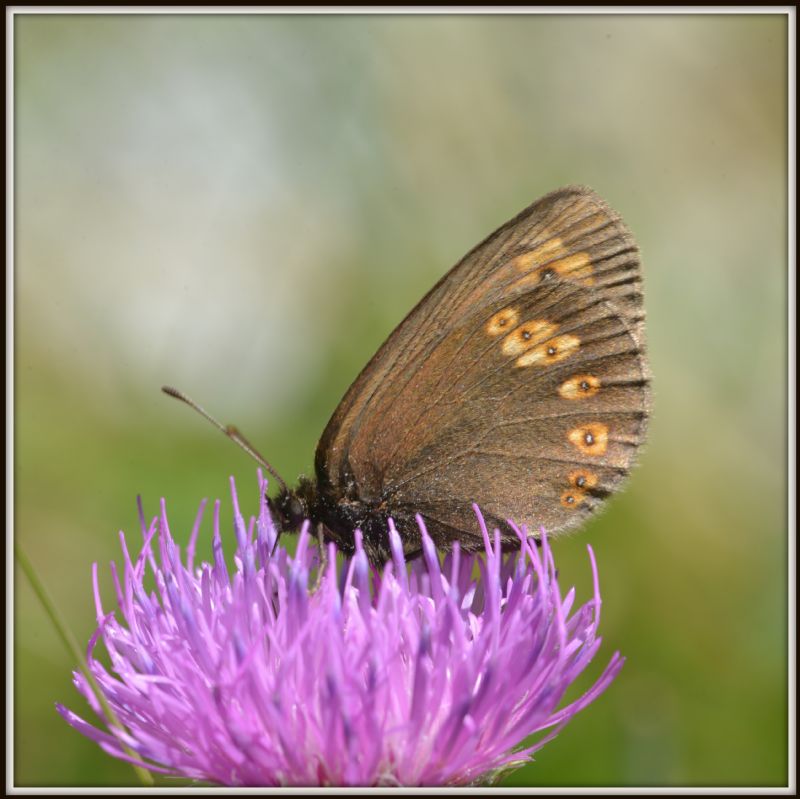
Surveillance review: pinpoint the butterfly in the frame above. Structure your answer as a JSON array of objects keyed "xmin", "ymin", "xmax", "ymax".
[{"xmin": 166, "ymin": 185, "xmax": 650, "ymax": 564}]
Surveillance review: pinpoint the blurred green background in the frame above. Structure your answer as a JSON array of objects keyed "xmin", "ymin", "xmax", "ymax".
[{"xmin": 13, "ymin": 12, "xmax": 789, "ymax": 788}]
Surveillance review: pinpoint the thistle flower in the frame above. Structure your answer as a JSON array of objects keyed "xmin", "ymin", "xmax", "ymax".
[{"xmin": 58, "ymin": 472, "xmax": 624, "ymax": 787}]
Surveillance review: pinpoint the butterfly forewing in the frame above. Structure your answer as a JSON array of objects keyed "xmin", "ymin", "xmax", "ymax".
[{"xmin": 314, "ymin": 186, "xmax": 649, "ymax": 553}]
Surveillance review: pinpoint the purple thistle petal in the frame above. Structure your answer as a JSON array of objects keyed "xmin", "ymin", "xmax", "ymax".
[
  {"xmin": 387, "ymin": 518, "xmax": 407, "ymax": 581},
  {"xmin": 61, "ymin": 472, "xmax": 626, "ymax": 787},
  {"xmin": 211, "ymin": 500, "xmax": 228, "ymax": 588},
  {"xmin": 185, "ymin": 496, "xmax": 208, "ymax": 574}
]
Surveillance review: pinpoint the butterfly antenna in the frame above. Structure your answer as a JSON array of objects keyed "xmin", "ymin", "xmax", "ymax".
[{"xmin": 161, "ymin": 386, "xmax": 288, "ymax": 493}]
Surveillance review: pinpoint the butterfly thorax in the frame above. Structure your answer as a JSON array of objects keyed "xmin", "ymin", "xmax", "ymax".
[{"xmin": 271, "ymin": 476, "xmax": 388, "ymax": 558}]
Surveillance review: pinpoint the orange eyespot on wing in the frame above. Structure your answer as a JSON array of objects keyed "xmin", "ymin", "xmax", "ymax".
[
  {"xmin": 501, "ymin": 320, "xmax": 559, "ymax": 356},
  {"xmin": 509, "ymin": 237, "xmax": 565, "ymax": 272},
  {"xmin": 559, "ymin": 374, "xmax": 601, "ymax": 400},
  {"xmin": 568, "ymin": 469, "xmax": 599, "ymax": 489},
  {"xmin": 515, "ymin": 334, "xmax": 581, "ymax": 368},
  {"xmin": 560, "ymin": 489, "xmax": 587, "ymax": 508},
  {"xmin": 486, "ymin": 307, "xmax": 520, "ymax": 337},
  {"xmin": 508, "ymin": 235, "xmax": 595, "ymax": 288},
  {"xmin": 548, "ymin": 253, "xmax": 594, "ymax": 285},
  {"xmin": 509, "ymin": 270, "xmax": 544, "ymax": 291},
  {"xmin": 568, "ymin": 423, "xmax": 609, "ymax": 457}
]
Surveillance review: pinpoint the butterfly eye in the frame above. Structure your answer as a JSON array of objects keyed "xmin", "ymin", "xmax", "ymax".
[{"xmin": 289, "ymin": 497, "xmax": 304, "ymax": 519}]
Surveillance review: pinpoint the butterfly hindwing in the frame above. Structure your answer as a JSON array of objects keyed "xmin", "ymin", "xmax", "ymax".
[
  {"xmin": 313, "ymin": 186, "xmax": 649, "ymax": 554},
  {"xmin": 379, "ymin": 282, "xmax": 648, "ymax": 548}
]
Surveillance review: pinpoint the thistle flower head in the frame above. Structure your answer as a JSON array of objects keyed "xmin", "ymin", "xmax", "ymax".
[{"xmin": 59, "ymin": 472, "xmax": 624, "ymax": 786}]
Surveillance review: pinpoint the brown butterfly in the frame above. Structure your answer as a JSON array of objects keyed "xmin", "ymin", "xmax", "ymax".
[{"xmin": 166, "ymin": 186, "xmax": 650, "ymax": 564}]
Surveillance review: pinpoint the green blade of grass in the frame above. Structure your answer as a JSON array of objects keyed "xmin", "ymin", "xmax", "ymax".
[{"xmin": 15, "ymin": 542, "xmax": 154, "ymax": 787}]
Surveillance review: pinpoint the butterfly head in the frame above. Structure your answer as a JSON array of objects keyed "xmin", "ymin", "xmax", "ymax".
[{"xmin": 269, "ymin": 476, "xmax": 318, "ymax": 533}]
